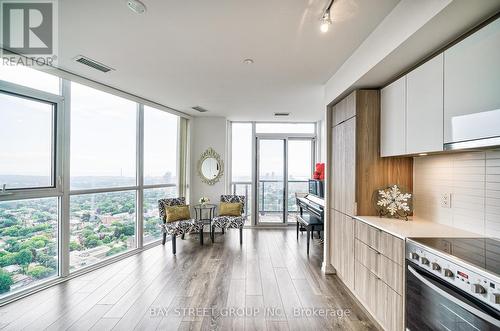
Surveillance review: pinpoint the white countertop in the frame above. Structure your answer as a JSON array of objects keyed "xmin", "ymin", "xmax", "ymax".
[{"xmin": 353, "ymin": 216, "xmax": 481, "ymax": 240}]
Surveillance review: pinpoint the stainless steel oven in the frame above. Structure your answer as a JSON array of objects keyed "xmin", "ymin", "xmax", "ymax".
[{"xmin": 406, "ymin": 238, "xmax": 500, "ymax": 331}]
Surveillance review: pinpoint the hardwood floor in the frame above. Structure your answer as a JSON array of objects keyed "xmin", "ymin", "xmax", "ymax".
[{"xmin": 0, "ymin": 228, "xmax": 378, "ymax": 331}]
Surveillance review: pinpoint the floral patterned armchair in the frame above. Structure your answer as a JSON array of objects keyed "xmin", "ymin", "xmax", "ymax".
[
  {"xmin": 211, "ymin": 195, "xmax": 245, "ymax": 245},
  {"xmin": 158, "ymin": 197, "xmax": 204, "ymax": 254}
]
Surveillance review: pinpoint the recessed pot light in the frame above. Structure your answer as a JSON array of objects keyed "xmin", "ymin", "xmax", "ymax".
[
  {"xmin": 127, "ymin": 0, "xmax": 146, "ymax": 14},
  {"xmin": 243, "ymin": 58, "xmax": 254, "ymax": 64},
  {"xmin": 418, "ymin": 153, "xmax": 428, "ymax": 156}
]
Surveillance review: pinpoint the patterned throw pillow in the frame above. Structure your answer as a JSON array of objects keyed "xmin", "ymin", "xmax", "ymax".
[
  {"xmin": 166, "ymin": 205, "xmax": 190, "ymax": 222},
  {"xmin": 219, "ymin": 202, "xmax": 242, "ymax": 216}
]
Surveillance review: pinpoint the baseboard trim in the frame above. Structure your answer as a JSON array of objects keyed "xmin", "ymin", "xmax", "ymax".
[{"xmin": 321, "ymin": 261, "xmax": 336, "ymax": 274}]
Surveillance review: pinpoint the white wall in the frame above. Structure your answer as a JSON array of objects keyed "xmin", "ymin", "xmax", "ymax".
[
  {"xmin": 317, "ymin": 119, "xmax": 326, "ymax": 163},
  {"xmin": 413, "ymin": 149, "xmax": 500, "ymax": 237},
  {"xmin": 190, "ymin": 117, "xmax": 228, "ymax": 206}
]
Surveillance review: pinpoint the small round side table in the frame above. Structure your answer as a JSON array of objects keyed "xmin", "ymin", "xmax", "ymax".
[{"xmin": 193, "ymin": 204, "xmax": 217, "ymax": 228}]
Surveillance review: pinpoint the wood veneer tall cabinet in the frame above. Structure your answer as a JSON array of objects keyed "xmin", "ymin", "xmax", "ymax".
[
  {"xmin": 327, "ymin": 90, "xmax": 413, "ymax": 328},
  {"xmin": 329, "ymin": 89, "xmax": 413, "ymax": 218}
]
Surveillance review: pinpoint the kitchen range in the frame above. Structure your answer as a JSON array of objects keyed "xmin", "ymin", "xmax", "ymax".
[{"xmin": 406, "ymin": 238, "xmax": 500, "ymax": 330}]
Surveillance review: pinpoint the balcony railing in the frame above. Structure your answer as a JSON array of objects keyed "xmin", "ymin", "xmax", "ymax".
[{"xmin": 230, "ymin": 180, "xmax": 309, "ymax": 218}]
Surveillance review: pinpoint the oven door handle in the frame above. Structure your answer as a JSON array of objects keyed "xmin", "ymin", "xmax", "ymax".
[{"xmin": 408, "ymin": 265, "xmax": 500, "ymax": 327}]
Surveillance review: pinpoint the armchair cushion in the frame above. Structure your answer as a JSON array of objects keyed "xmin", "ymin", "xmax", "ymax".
[
  {"xmin": 166, "ymin": 205, "xmax": 190, "ymax": 222},
  {"xmin": 212, "ymin": 215, "xmax": 245, "ymax": 229},
  {"xmin": 220, "ymin": 195, "xmax": 245, "ymax": 213},
  {"xmin": 162, "ymin": 219, "xmax": 204, "ymax": 236},
  {"xmin": 219, "ymin": 202, "xmax": 242, "ymax": 216}
]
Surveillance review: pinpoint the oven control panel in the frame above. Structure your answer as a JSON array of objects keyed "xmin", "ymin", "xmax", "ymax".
[{"xmin": 406, "ymin": 241, "xmax": 500, "ymax": 310}]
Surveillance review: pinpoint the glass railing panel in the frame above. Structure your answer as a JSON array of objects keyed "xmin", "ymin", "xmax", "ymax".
[
  {"xmin": 230, "ymin": 180, "xmax": 310, "ymax": 224},
  {"xmin": 231, "ymin": 182, "xmax": 252, "ymax": 225}
]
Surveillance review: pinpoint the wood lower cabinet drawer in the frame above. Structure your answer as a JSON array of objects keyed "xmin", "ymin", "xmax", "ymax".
[
  {"xmin": 379, "ymin": 231, "xmax": 404, "ymax": 264},
  {"xmin": 355, "ymin": 261, "xmax": 403, "ymax": 331},
  {"xmin": 355, "ymin": 239, "xmax": 403, "ymax": 295},
  {"xmin": 378, "ymin": 254, "xmax": 403, "ymax": 295},
  {"xmin": 355, "ymin": 220, "xmax": 380, "ymax": 249},
  {"xmin": 355, "ymin": 238, "xmax": 378, "ymax": 273},
  {"xmin": 355, "ymin": 220, "xmax": 404, "ymax": 265}
]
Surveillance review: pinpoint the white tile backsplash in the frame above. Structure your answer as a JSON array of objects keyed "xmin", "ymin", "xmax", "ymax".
[
  {"xmin": 414, "ymin": 149, "xmax": 500, "ymax": 237},
  {"xmin": 486, "ymin": 150, "xmax": 500, "ymax": 237}
]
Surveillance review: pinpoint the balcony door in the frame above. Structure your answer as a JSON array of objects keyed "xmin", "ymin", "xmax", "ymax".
[{"xmin": 256, "ymin": 137, "xmax": 313, "ymax": 225}]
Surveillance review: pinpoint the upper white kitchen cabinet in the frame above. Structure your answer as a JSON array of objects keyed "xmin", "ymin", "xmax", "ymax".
[
  {"xmin": 381, "ymin": 76, "xmax": 406, "ymax": 157},
  {"xmin": 444, "ymin": 17, "xmax": 500, "ymax": 144},
  {"xmin": 406, "ymin": 53, "xmax": 444, "ymax": 154}
]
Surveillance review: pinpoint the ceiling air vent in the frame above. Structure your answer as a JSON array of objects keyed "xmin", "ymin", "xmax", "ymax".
[
  {"xmin": 74, "ymin": 56, "xmax": 114, "ymax": 73},
  {"xmin": 192, "ymin": 106, "xmax": 209, "ymax": 113},
  {"xmin": 274, "ymin": 112, "xmax": 290, "ymax": 117}
]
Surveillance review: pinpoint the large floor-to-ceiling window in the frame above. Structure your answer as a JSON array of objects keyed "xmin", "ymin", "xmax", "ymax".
[
  {"xmin": 69, "ymin": 82, "xmax": 138, "ymax": 271},
  {"xmin": 0, "ymin": 65, "xmax": 63, "ymax": 298},
  {"xmin": 143, "ymin": 106, "xmax": 179, "ymax": 243},
  {"xmin": 0, "ymin": 63, "xmax": 186, "ymax": 302},
  {"xmin": 230, "ymin": 123, "xmax": 252, "ymax": 224}
]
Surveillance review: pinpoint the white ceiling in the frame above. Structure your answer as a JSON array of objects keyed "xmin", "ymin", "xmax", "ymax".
[{"xmin": 58, "ymin": 0, "xmax": 400, "ymax": 121}]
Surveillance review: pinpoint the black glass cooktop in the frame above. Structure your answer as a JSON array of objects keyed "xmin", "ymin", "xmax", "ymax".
[{"xmin": 410, "ymin": 237, "xmax": 500, "ymax": 277}]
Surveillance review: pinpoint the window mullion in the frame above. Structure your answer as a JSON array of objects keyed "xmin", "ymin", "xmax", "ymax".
[
  {"xmin": 0, "ymin": 189, "xmax": 62, "ymax": 202},
  {"xmin": 177, "ymin": 117, "xmax": 186, "ymax": 199},
  {"xmin": 60, "ymin": 78, "xmax": 71, "ymax": 278},
  {"xmin": 136, "ymin": 104, "xmax": 144, "ymax": 249},
  {"xmin": 142, "ymin": 183, "xmax": 177, "ymax": 190}
]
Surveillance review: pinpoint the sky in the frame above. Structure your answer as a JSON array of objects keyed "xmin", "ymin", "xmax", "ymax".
[
  {"xmin": 231, "ymin": 123, "xmax": 313, "ymax": 182},
  {"xmin": 0, "ymin": 62, "xmax": 59, "ymax": 181},
  {"xmin": 0, "ymin": 62, "xmax": 59, "ymax": 94},
  {"xmin": 70, "ymin": 81, "xmax": 138, "ymax": 178},
  {"xmin": 231, "ymin": 123, "xmax": 252, "ymax": 181},
  {"xmin": 0, "ymin": 92, "xmax": 53, "ymax": 177},
  {"xmin": 0, "ymin": 64, "xmax": 178, "ymax": 188}
]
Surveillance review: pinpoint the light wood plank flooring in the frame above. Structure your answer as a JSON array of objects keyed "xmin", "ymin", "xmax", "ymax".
[{"xmin": 0, "ymin": 228, "xmax": 377, "ymax": 331}]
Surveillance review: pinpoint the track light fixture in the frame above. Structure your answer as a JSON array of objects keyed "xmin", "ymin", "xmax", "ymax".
[{"xmin": 320, "ymin": 0, "xmax": 334, "ymax": 33}]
